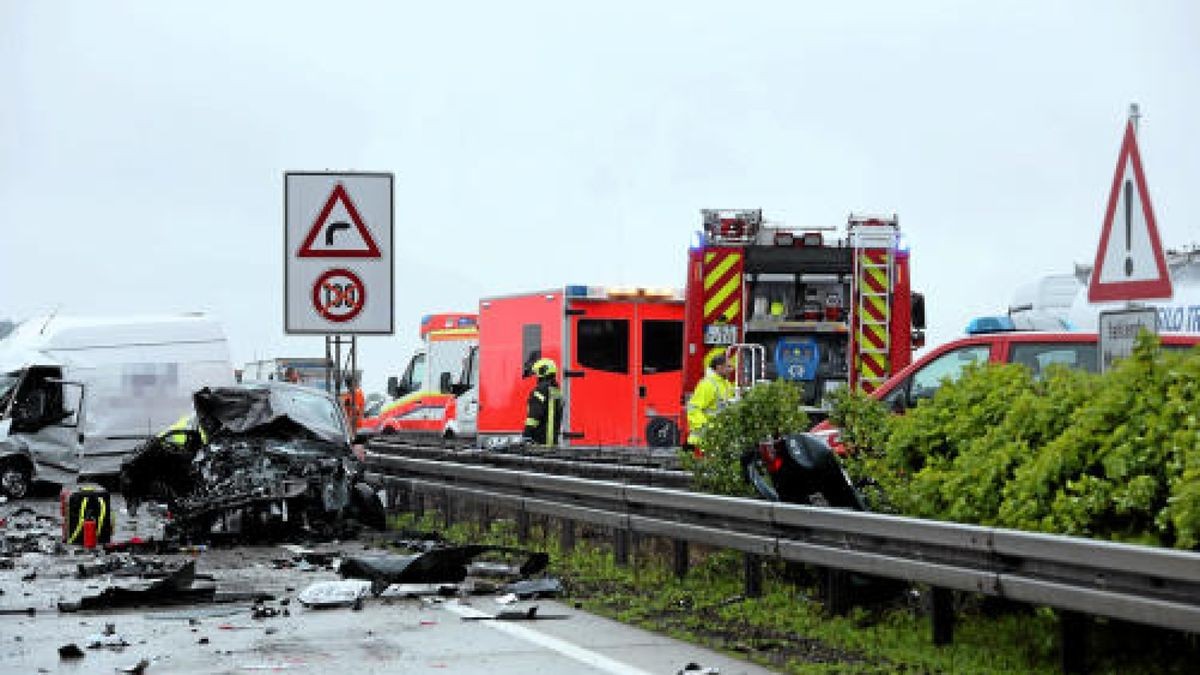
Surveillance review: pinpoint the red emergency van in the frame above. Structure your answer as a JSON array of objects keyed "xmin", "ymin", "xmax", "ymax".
[
  {"xmin": 476, "ymin": 286, "xmax": 685, "ymax": 448},
  {"xmin": 810, "ymin": 327, "xmax": 1200, "ymax": 451}
]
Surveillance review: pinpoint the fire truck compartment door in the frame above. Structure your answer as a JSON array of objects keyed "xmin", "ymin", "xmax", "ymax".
[
  {"xmin": 636, "ymin": 306, "xmax": 684, "ymax": 448},
  {"xmin": 568, "ymin": 302, "xmax": 635, "ymax": 446}
]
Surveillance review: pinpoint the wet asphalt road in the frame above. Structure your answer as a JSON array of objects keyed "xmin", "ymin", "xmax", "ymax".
[{"xmin": 1, "ymin": 497, "xmax": 774, "ymax": 674}]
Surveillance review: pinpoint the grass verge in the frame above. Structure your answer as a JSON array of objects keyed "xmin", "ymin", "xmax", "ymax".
[{"xmin": 383, "ymin": 511, "xmax": 1196, "ymax": 674}]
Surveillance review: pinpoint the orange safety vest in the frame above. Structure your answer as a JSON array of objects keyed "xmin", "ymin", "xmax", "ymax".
[{"xmin": 341, "ymin": 388, "xmax": 365, "ymax": 432}]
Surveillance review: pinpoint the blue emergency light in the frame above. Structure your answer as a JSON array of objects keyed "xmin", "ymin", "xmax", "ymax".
[{"xmin": 965, "ymin": 315, "xmax": 1016, "ymax": 335}]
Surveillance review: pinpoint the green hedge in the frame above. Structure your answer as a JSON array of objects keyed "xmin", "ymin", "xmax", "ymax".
[{"xmin": 834, "ymin": 333, "xmax": 1200, "ymax": 549}]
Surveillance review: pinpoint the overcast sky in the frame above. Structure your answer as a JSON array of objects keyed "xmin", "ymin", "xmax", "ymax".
[{"xmin": 3, "ymin": 1, "xmax": 1198, "ymax": 394}]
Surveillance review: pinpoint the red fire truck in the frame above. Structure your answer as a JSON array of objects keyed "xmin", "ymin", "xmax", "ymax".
[
  {"xmin": 476, "ymin": 286, "xmax": 685, "ymax": 448},
  {"xmin": 682, "ymin": 209, "xmax": 925, "ymax": 425}
]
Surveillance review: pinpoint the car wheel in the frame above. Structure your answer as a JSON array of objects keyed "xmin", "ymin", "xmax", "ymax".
[{"xmin": 0, "ymin": 460, "xmax": 31, "ymax": 500}]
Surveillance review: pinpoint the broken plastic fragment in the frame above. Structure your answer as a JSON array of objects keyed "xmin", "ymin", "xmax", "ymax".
[{"xmin": 296, "ymin": 580, "xmax": 371, "ymax": 609}]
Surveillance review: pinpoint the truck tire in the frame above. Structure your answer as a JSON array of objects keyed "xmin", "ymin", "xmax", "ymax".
[
  {"xmin": 0, "ymin": 459, "xmax": 31, "ymax": 500},
  {"xmin": 645, "ymin": 417, "xmax": 679, "ymax": 448}
]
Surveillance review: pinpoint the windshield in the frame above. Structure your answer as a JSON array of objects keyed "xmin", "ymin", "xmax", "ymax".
[{"xmin": 276, "ymin": 387, "xmax": 348, "ymax": 437}]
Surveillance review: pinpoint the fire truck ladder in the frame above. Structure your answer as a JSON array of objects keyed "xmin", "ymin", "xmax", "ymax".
[{"xmin": 849, "ymin": 217, "xmax": 899, "ymax": 393}]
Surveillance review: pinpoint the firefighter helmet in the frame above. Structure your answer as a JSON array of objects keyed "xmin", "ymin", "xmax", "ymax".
[{"xmin": 532, "ymin": 358, "xmax": 558, "ymax": 378}]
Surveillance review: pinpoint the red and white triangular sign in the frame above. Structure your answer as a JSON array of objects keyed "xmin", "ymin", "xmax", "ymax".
[
  {"xmin": 297, "ymin": 183, "xmax": 382, "ymax": 258},
  {"xmin": 1088, "ymin": 120, "xmax": 1172, "ymax": 302}
]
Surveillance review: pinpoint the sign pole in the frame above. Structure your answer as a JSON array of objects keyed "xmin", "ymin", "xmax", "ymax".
[{"xmin": 324, "ymin": 337, "xmax": 332, "ymax": 392}]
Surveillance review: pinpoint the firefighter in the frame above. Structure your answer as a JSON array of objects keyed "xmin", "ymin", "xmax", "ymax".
[
  {"xmin": 342, "ymin": 375, "xmax": 365, "ymax": 433},
  {"xmin": 686, "ymin": 353, "xmax": 735, "ymax": 453},
  {"xmin": 523, "ymin": 358, "xmax": 563, "ymax": 446}
]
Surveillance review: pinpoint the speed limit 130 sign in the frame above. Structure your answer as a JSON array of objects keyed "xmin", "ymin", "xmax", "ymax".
[{"xmin": 284, "ymin": 172, "xmax": 393, "ymax": 335}]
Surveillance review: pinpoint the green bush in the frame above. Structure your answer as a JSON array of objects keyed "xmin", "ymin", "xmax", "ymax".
[
  {"xmin": 682, "ymin": 380, "xmax": 809, "ymax": 496},
  {"xmin": 833, "ymin": 333, "xmax": 1200, "ymax": 549}
]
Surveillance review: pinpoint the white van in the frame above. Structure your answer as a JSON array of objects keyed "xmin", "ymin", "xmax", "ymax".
[{"xmin": 0, "ymin": 314, "xmax": 234, "ymax": 497}]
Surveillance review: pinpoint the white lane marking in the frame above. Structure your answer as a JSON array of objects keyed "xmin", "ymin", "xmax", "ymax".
[{"xmin": 442, "ymin": 602, "xmax": 656, "ymax": 675}]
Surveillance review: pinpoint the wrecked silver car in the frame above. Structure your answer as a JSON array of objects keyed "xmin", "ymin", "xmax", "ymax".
[{"xmin": 120, "ymin": 383, "xmax": 386, "ymax": 542}]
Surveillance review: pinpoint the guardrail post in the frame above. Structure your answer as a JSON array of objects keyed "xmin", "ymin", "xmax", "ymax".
[
  {"xmin": 560, "ymin": 519, "xmax": 576, "ymax": 554},
  {"xmin": 931, "ymin": 587, "xmax": 954, "ymax": 646},
  {"xmin": 614, "ymin": 528, "xmax": 630, "ymax": 567},
  {"xmin": 1060, "ymin": 610, "xmax": 1089, "ymax": 674},
  {"xmin": 744, "ymin": 553, "xmax": 763, "ymax": 598},
  {"xmin": 478, "ymin": 503, "xmax": 492, "ymax": 535},
  {"xmin": 672, "ymin": 540, "xmax": 689, "ymax": 579},
  {"xmin": 391, "ymin": 480, "xmax": 407, "ymax": 513},
  {"xmin": 412, "ymin": 490, "xmax": 425, "ymax": 519},
  {"xmin": 821, "ymin": 569, "xmax": 850, "ymax": 616},
  {"xmin": 516, "ymin": 507, "xmax": 531, "ymax": 544},
  {"xmin": 443, "ymin": 491, "xmax": 454, "ymax": 528}
]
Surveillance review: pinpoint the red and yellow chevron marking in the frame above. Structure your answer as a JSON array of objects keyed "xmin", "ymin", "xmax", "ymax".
[
  {"xmin": 857, "ymin": 355, "xmax": 887, "ymax": 393},
  {"xmin": 855, "ymin": 249, "xmax": 891, "ymax": 391},
  {"xmin": 703, "ymin": 250, "xmax": 743, "ymax": 324}
]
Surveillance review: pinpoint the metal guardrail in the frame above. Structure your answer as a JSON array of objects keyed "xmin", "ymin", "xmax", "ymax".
[
  {"xmin": 364, "ymin": 452, "xmax": 1200, "ymax": 638},
  {"xmin": 366, "ymin": 438, "xmax": 688, "ymax": 486}
]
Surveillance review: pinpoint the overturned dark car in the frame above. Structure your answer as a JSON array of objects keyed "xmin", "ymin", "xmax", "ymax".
[{"xmin": 120, "ymin": 383, "xmax": 386, "ymax": 542}]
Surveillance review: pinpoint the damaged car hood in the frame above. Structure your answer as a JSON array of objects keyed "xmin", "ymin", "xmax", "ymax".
[{"xmin": 193, "ymin": 385, "xmax": 349, "ymax": 446}]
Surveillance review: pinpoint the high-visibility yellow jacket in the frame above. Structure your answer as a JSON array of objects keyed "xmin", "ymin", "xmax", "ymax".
[
  {"xmin": 160, "ymin": 413, "xmax": 206, "ymax": 444},
  {"xmin": 686, "ymin": 369, "xmax": 735, "ymax": 446}
]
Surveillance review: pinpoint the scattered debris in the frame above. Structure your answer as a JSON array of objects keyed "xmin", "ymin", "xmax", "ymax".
[
  {"xmin": 459, "ymin": 606, "xmax": 567, "ymax": 621},
  {"xmin": 118, "ymin": 658, "xmax": 150, "ymax": 674},
  {"xmin": 251, "ymin": 604, "xmax": 281, "ymax": 620},
  {"xmin": 58, "ymin": 643, "xmax": 85, "ymax": 659},
  {"xmin": 86, "ymin": 631, "xmax": 130, "ymax": 650},
  {"xmin": 339, "ymin": 546, "xmax": 549, "ymax": 594},
  {"xmin": 59, "ymin": 560, "xmax": 215, "ymax": 611},
  {"xmin": 296, "ymin": 580, "xmax": 372, "ymax": 609},
  {"xmin": 677, "ymin": 663, "xmax": 721, "ymax": 675},
  {"xmin": 506, "ymin": 577, "xmax": 563, "ymax": 599}
]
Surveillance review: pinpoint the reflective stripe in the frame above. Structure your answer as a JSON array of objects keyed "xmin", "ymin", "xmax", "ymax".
[
  {"xmin": 546, "ymin": 392, "xmax": 556, "ymax": 445},
  {"xmin": 69, "ymin": 497, "xmax": 90, "ymax": 544},
  {"xmin": 533, "ymin": 391, "xmax": 546, "ymax": 402},
  {"xmin": 525, "ymin": 418, "xmax": 539, "ymax": 426}
]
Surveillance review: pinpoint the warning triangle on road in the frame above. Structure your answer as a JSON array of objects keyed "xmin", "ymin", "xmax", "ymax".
[
  {"xmin": 1088, "ymin": 120, "xmax": 1172, "ymax": 302},
  {"xmin": 297, "ymin": 183, "xmax": 382, "ymax": 258}
]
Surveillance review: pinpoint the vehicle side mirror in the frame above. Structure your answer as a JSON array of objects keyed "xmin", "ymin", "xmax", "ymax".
[
  {"xmin": 439, "ymin": 372, "xmax": 453, "ymax": 394},
  {"xmin": 911, "ymin": 292, "xmax": 926, "ymax": 330},
  {"xmin": 387, "ymin": 376, "xmax": 400, "ymax": 398}
]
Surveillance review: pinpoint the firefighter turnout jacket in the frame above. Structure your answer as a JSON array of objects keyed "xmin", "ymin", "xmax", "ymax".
[
  {"xmin": 523, "ymin": 378, "xmax": 563, "ymax": 446},
  {"xmin": 686, "ymin": 368, "xmax": 735, "ymax": 446}
]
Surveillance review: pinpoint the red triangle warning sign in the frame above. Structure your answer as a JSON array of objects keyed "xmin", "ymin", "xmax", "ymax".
[
  {"xmin": 1088, "ymin": 120, "xmax": 1172, "ymax": 302},
  {"xmin": 297, "ymin": 183, "xmax": 382, "ymax": 258}
]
